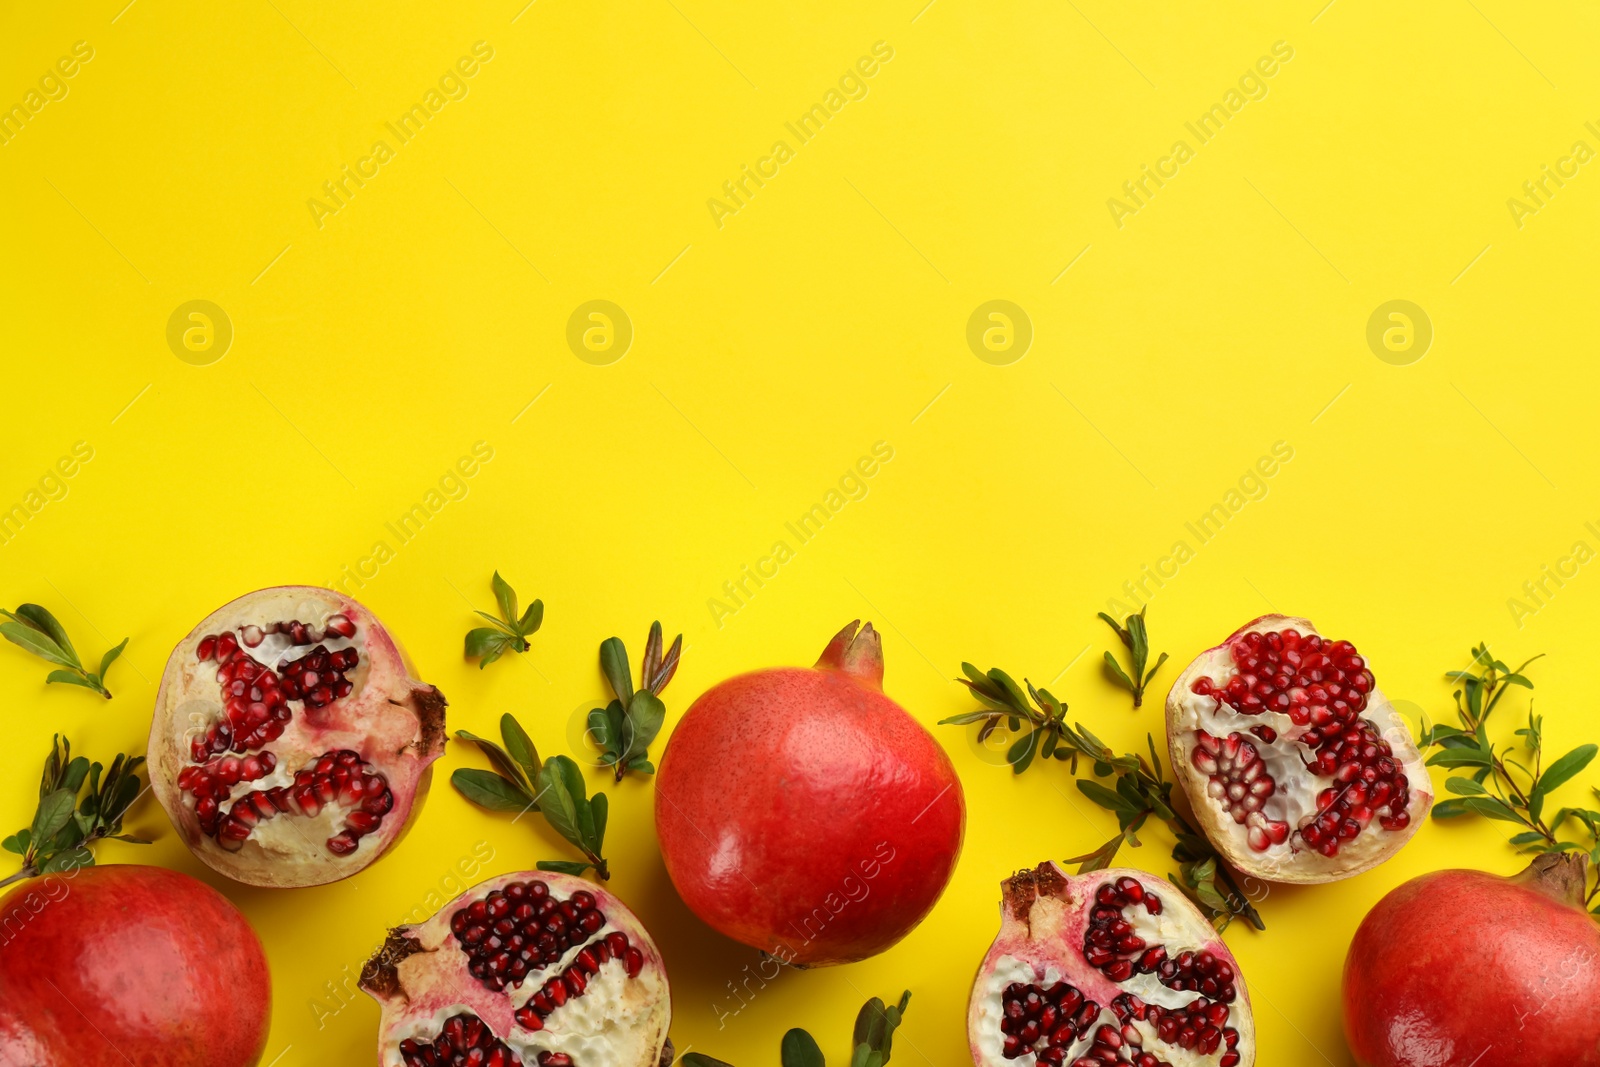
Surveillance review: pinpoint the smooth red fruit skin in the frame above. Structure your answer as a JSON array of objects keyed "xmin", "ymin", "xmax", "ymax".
[
  {"xmin": 1343, "ymin": 855, "xmax": 1600, "ymax": 1067},
  {"xmin": 0, "ymin": 865, "xmax": 271, "ymax": 1067},
  {"xmin": 655, "ymin": 622, "xmax": 965, "ymax": 966}
]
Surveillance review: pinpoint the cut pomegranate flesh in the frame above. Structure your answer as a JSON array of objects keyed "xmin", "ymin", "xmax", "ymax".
[
  {"xmin": 149, "ymin": 587, "xmax": 447, "ymax": 888},
  {"xmin": 1166, "ymin": 615, "xmax": 1430, "ymax": 883},
  {"xmin": 399, "ymin": 1012, "xmax": 519, "ymax": 1067},
  {"xmin": 363, "ymin": 871, "xmax": 671, "ymax": 1067},
  {"xmin": 969, "ymin": 864, "xmax": 1255, "ymax": 1067}
]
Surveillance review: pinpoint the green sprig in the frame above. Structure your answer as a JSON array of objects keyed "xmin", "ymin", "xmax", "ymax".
[
  {"xmin": 463, "ymin": 572, "xmax": 544, "ymax": 669},
  {"xmin": 1098, "ymin": 607, "xmax": 1167, "ymax": 709},
  {"xmin": 1, "ymin": 604, "xmax": 126, "ymax": 699},
  {"xmin": 587, "ymin": 622, "xmax": 683, "ymax": 781},
  {"xmin": 941, "ymin": 663, "xmax": 1263, "ymax": 931},
  {"xmin": 681, "ymin": 991, "xmax": 912, "ymax": 1067},
  {"xmin": 451, "ymin": 713, "xmax": 610, "ymax": 879},
  {"xmin": 1421, "ymin": 644, "xmax": 1600, "ymax": 914},
  {"xmin": 1, "ymin": 735, "xmax": 150, "ymax": 888}
]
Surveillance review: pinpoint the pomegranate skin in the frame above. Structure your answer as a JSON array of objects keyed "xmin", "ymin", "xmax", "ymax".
[
  {"xmin": 654, "ymin": 621, "xmax": 965, "ymax": 965},
  {"xmin": 1343, "ymin": 854, "xmax": 1600, "ymax": 1067},
  {"xmin": 0, "ymin": 864, "xmax": 271, "ymax": 1067}
]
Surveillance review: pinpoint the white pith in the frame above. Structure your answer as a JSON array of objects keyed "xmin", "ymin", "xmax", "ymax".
[
  {"xmin": 967, "ymin": 866, "xmax": 1256, "ymax": 1067},
  {"xmin": 369, "ymin": 872, "xmax": 671, "ymax": 1067},
  {"xmin": 1166, "ymin": 615, "xmax": 1432, "ymax": 884}
]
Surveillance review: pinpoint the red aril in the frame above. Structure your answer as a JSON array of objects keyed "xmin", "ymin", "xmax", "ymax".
[
  {"xmin": 1166, "ymin": 614, "xmax": 1430, "ymax": 883},
  {"xmin": 1344, "ymin": 854, "xmax": 1600, "ymax": 1067},
  {"xmin": 360, "ymin": 871, "xmax": 671, "ymax": 1067},
  {"xmin": 149, "ymin": 587, "xmax": 447, "ymax": 888},
  {"xmin": 967, "ymin": 862, "xmax": 1256, "ymax": 1066},
  {"xmin": 0, "ymin": 864, "xmax": 270, "ymax": 1067},
  {"xmin": 654, "ymin": 621, "xmax": 965, "ymax": 965}
]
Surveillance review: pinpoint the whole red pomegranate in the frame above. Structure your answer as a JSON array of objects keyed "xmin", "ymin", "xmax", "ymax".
[
  {"xmin": 149, "ymin": 587, "xmax": 447, "ymax": 887},
  {"xmin": 968, "ymin": 861, "xmax": 1256, "ymax": 1066},
  {"xmin": 1344, "ymin": 854, "xmax": 1600, "ymax": 1067},
  {"xmin": 0, "ymin": 864, "xmax": 271, "ymax": 1067},
  {"xmin": 361, "ymin": 870, "xmax": 671, "ymax": 1067},
  {"xmin": 1167, "ymin": 614, "xmax": 1431, "ymax": 883},
  {"xmin": 654, "ymin": 620, "xmax": 965, "ymax": 965}
]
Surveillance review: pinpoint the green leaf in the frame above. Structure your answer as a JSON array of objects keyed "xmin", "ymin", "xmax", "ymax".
[
  {"xmin": 1065, "ymin": 831, "xmax": 1127, "ymax": 873},
  {"xmin": 61, "ymin": 757, "xmax": 90, "ymax": 797},
  {"xmin": 937, "ymin": 710, "xmax": 1000, "ymax": 726},
  {"xmin": 1431, "ymin": 798, "xmax": 1474, "ymax": 819},
  {"xmin": 451, "ymin": 768, "xmax": 536, "ymax": 813},
  {"xmin": 780, "ymin": 1029, "xmax": 825, "ymax": 1067},
  {"xmin": 1461, "ymin": 796, "xmax": 1525, "ymax": 823},
  {"xmin": 1101, "ymin": 651, "xmax": 1136, "ymax": 693},
  {"xmin": 2, "ymin": 832, "xmax": 26, "ymax": 854},
  {"xmin": 1007, "ymin": 729, "xmax": 1039, "ymax": 775},
  {"xmin": 680, "ymin": 1056, "xmax": 738, "ymax": 1067},
  {"xmin": 2, "ymin": 622, "xmax": 78, "ymax": 669},
  {"xmin": 491, "ymin": 571, "xmax": 518, "ymax": 626},
  {"xmin": 14, "ymin": 605, "xmax": 77, "ymax": 662},
  {"xmin": 1143, "ymin": 652, "xmax": 1169, "ymax": 687},
  {"xmin": 1509, "ymin": 830, "xmax": 1549, "ymax": 847},
  {"xmin": 1078, "ymin": 779, "xmax": 1139, "ymax": 814},
  {"xmin": 622, "ymin": 690, "xmax": 666, "ymax": 765},
  {"xmin": 40, "ymin": 846, "xmax": 92, "ymax": 874},
  {"xmin": 536, "ymin": 859, "xmax": 595, "ymax": 876},
  {"xmin": 97, "ymin": 638, "xmax": 128, "ymax": 683},
  {"xmin": 499, "ymin": 715, "xmax": 542, "ymax": 785},
  {"xmin": 589, "ymin": 791, "xmax": 608, "ymax": 854},
  {"xmin": 1445, "ymin": 776, "xmax": 1487, "ymax": 796},
  {"xmin": 535, "ymin": 757, "xmax": 584, "ymax": 847},
  {"xmin": 628, "ymin": 758, "xmax": 655, "ymax": 774},
  {"xmin": 600, "ymin": 637, "xmax": 633, "ymax": 706},
  {"xmin": 465, "ymin": 627, "xmax": 512, "ymax": 666},
  {"xmin": 45, "ymin": 670, "xmax": 97, "ymax": 691},
  {"xmin": 1426, "ymin": 749, "xmax": 1493, "ymax": 768},
  {"xmin": 457, "ymin": 729, "xmax": 533, "ymax": 790},
  {"xmin": 518, "ymin": 599, "xmax": 544, "ymax": 636},
  {"xmin": 1538, "ymin": 744, "xmax": 1598, "ymax": 798},
  {"xmin": 31, "ymin": 789, "xmax": 76, "ymax": 844}
]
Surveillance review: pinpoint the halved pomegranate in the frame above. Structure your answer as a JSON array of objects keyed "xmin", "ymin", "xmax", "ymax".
[
  {"xmin": 1165, "ymin": 615, "xmax": 1430, "ymax": 883},
  {"xmin": 149, "ymin": 586, "xmax": 447, "ymax": 888},
  {"xmin": 360, "ymin": 871, "xmax": 671, "ymax": 1067},
  {"xmin": 968, "ymin": 862, "xmax": 1255, "ymax": 1067}
]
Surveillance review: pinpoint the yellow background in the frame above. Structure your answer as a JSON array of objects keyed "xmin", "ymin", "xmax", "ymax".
[{"xmin": 3, "ymin": 0, "xmax": 1599, "ymax": 1063}]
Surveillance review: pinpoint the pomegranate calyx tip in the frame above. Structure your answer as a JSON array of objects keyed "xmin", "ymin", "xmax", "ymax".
[
  {"xmin": 1517, "ymin": 851, "xmax": 1589, "ymax": 908},
  {"xmin": 816, "ymin": 620, "xmax": 885, "ymax": 689}
]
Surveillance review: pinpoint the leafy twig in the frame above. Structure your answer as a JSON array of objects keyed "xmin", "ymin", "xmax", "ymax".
[
  {"xmin": 464, "ymin": 572, "xmax": 544, "ymax": 669},
  {"xmin": 1098, "ymin": 607, "xmax": 1167, "ymax": 709},
  {"xmin": 1421, "ymin": 645, "xmax": 1600, "ymax": 915},
  {"xmin": 682, "ymin": 991, "xmax": 911, "ymax": 1067},
  {"xmin": 941, "ymin": 663, "xmax": 1263, "ymax": 931},
  {"xmin": 1, "ymin": 735, "xmax": 150, "ymax": 887},
  {"xmin": 451, "ymin": 714, "xmax": 610, "ymax": 879},
  {"xmin": 587, "ymin": 622, "xmax": 683, "ymax": 781},
  {"xmin": 1, "ymin": 604, "xmax": 126, "ymax": 699}
]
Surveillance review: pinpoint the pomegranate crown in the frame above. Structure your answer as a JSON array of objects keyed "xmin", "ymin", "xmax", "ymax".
[{"xmin": 817, "ymin": 620, "xmax": 885, "ymax": 689}]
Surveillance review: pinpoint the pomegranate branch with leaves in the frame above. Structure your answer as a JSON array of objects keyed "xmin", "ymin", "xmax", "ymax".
[
  {"xmin": 682, "ymin": 990, "xmax": 912, "ymax": 1067},
  {"xmin": 1, "ymin": 603, "xmax": 127, "ymax": 699},
  {"xmin": 1098, "ymin": 607, "xmax": 1168, "ymax": 710},
  {"xmin": 1, "ymin": 734, "xmax": 149, "ymax": 888},
  {"xmin": 1420, "ymin": 644, "xmax": 1600, "ymax": 915},
  {"xmin": 453, "ymin": 713, "xmax": 611, "ymax": 880},
  {"xmin": 588, "ymin": 621, "xmax": 683, "ymax": 782},
  {"xmin": 940, "ymin": 665, "xmax": 1264, "ymax": 931}
]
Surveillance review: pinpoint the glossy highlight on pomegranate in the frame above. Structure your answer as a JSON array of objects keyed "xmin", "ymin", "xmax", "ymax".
[
  {"xmin": 968, "ymin": 862, "xmax": 1255, "ymax": 1066},
  {"xmin": 0, "ymin": 864, "xmax": 271, "ymax": 1067},
  {"xmin": 1166, "ymin": 614, "xmax": 1430, "ymax": 883},
  {"xmin": 654, "ymin": 620, "xmax": 965, "ymax": 966},
  {"xmin": 361, "ymin": 870, "xmax": 671, "ymax": 1067},
  {"xmin": 149, "ymin": 586, "xmax": 447, "ymax": 888},
  {"xmin": 1343, "ymin": 854, "xmax": 1600, "ymax": 1067}
]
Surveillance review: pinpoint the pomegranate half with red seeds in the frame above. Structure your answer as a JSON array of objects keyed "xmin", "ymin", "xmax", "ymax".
[
  {"xmin": 968, "ymin": 862, "xmax": 1255, "ymax": 1067},
  {"xmin": 1166, "ymin": 615, "xmax": 1430, "ymax": 883},
  {"xmin": 0, "ymin": 864, "xmax": 271, "ymax": 1067},
  {"xmin": 1343, "ymin": 854, "xmax": 1600, "ymax": 1067},
  {"xmin": 654, "ymin": 620, "xmax": 965, "ymax": 965},
  {"xmin": 360, "ymin": 871, "xmax": 671, "ymax": 1067},
  {"xmin": 149, "ymin": 587, "xmax": 447, "ymax": 888}
]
